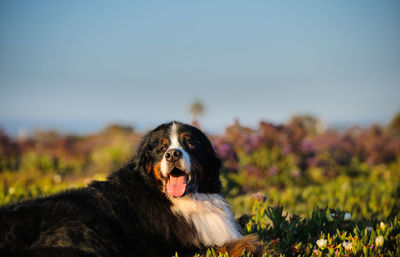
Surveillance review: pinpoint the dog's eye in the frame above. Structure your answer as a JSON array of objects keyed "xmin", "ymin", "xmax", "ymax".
[
  {"xmin": 159, "ymin": 145, "xmax": 167, "ymax": 152},
  {"xmin": 186, "ymin": 140, "xmax": 195, "ymax": 149},
  {"xmin": 181, "ymin": 133, "xmax": 195, "ymax": 149}
]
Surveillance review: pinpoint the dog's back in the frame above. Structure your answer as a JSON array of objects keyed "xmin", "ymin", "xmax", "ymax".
[{"xmin": 0, "ymin": 185, "xmax": 124, "ymax": 256}]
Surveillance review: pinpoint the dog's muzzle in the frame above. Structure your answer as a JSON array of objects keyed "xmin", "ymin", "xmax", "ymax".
[{"xmin": 162, "ymin": 148, "xmax": 191, "ymax": 198}]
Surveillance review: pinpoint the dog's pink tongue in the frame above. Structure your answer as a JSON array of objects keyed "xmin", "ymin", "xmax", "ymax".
[{"xmin": 166, "ymin": 175, "xmax": 187, "ymax": 197}]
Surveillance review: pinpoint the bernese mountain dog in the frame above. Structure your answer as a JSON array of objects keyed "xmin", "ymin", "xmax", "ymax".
[{"xmin": 0, "ymin": 122, "xmax": 263, "ymax": 257}]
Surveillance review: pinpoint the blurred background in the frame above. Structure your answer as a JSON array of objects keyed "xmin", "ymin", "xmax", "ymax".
[
  {"xmin": 1, "ymin": 1, "xmax": 400, "ymax": 221},
  {"xmin": 1, "ymin": 0, "xmax": 399, "ymax": 134}
]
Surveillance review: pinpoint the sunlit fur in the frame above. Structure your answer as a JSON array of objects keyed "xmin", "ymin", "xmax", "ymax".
[{"xmin": 171, "ymin": 193, "xmax": 241, "ymax": 247}]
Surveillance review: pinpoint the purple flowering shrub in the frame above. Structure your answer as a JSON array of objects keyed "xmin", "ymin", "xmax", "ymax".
[{"xmin": 212, "ymin": 116, "xmax": 400, "ymax": 194}]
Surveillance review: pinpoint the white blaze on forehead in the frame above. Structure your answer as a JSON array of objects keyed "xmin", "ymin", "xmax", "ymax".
[
  {"xmin": 160, "ymin": 122, "xmax": 191, "ymax": 178},
  {"xmin": 169, "ymin": 122, "xmax": 181, "ymax": 149}
]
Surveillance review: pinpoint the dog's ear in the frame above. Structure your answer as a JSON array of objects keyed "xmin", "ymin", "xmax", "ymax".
[
  {"xmin": 196, "ymin": 146, "xmax": 223, "ymax": 194},
  {"xmin": 213, "ymin": 155, "xmax": 222, "ymax": 175},
  {"xmin": 208, "ymin": 140, "xmax": 222, "ymax": 177},
  {"xmin": 131, "ymin": 133, "xmax": 154, "ymax": 173},
  {"xmin": 211, "ymin": 154, "xmax": 222, "ymax": 190}
]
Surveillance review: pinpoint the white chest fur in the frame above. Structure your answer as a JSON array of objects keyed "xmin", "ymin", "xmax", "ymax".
[{"xmin": 171, "ymin": 193, "xmax": 242, "ymax": 247}]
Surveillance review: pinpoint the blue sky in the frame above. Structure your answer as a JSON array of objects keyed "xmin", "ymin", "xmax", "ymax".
[{"xmin": 1, "ymin": 0, "xmax": 399, "ymax": 134}]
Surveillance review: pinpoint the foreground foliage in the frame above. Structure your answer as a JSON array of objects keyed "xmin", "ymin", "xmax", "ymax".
[
  {"xmin": 245, "ymin": 202, "xmax": 400, "ymax": 257},
  {"xmin": 1, "ymin": 114, "xmax": 400, "ymax": 256}
]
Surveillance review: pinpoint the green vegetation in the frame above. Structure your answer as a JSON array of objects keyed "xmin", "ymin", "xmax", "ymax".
[
  {"xmin": 243, "ymin": 203, "xmax": 400, "ymax": 257},
  {"xmin": 1, "ymin": 114, "xmax": 400, "ymax": 256},
  {"xmin": 228, "ymin": 160, "xmax": 400, "ymax": 221}
]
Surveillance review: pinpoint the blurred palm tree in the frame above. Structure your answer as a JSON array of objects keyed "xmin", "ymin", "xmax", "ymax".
[
  {"xmin": 387, "ymin": 112, "xmax": 400, "ymax": 136},
  {"xmin": 289, "ymin": 114, "xmax": 326, "ymax": 135},
  {"xmin": 189, "ymin": 99, "xmax": 206, "ymax": 127}
]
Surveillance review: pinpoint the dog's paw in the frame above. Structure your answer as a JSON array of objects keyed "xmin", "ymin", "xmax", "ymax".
[{"xmin": 213, "ymin": 234, "xmax": 265, "ymax": 257}]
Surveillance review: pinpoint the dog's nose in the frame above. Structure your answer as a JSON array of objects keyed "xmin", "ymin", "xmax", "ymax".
[{"xmin": 165, "ymin": 149, "xmax": 182, "ymax": 162}]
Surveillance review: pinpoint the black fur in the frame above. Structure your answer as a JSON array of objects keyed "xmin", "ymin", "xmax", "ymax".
[{"xmin": 0, "ymin": 122, "xmax": 224, "ymax": 257}]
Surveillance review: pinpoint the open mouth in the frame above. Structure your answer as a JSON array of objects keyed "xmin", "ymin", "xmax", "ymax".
[{"xmin": 165, "ymin": 168, "xmax": 188, "ymax": 198}]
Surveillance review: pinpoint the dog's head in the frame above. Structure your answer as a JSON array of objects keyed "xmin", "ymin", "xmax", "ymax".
[{"xmin": 133, "ymin": 121, "xmax": 222, "ymax": 198}]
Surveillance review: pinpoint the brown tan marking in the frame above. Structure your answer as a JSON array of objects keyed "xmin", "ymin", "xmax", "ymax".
[
  {"xmin": 206, "ymin": 234, "xmax": 267, "ymax": 257},
  {"xmin": 152, "ymin": 161, "xmax": 164, "ymax": 191},
  {"xmin": 161, "ymin": 138, "xmax": 169, "ymax": 145},
  {"xmin": 146, "ymin": 162, "xmax": 152, "ymax": 173},
  {"xmin": 180, "ymin": 132, "xmax": 190, "ymax": 140}
]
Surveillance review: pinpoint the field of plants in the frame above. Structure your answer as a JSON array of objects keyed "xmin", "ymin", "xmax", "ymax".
[{"xmin": 1, "ymin": 114, "xmax": 400, "ymax": 256}]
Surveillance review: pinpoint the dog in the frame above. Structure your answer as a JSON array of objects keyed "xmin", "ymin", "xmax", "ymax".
[{"xmin": 0, "ymin": 122, "xmax": 262, "ymax": 257}]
